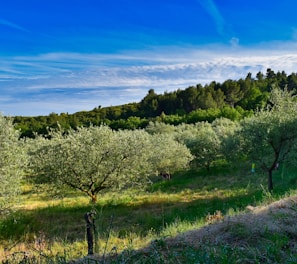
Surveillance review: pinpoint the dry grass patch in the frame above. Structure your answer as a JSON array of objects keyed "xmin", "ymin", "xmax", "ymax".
[
  {"xmin": 164, "ymin": 196, "xmax": 297, "ymax": 247},
  {"xmin": 83, "ymin": 195, "xmax": 297, "ymax": 263}
]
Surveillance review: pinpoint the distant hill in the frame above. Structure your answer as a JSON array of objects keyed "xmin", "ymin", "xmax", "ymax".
[{"xmin": 13, "ymin": 69, "xmax": 297, "ymax": 137}]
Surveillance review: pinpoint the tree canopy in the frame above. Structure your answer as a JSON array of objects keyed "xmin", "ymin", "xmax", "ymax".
[
  {"xmin": 0, "ymin": 115, "xmax": 27, "ymax": 214},
  {"xmin": 13, "ymin": 69, "xmax": 297, "ymax": 138},
  {"xmin": 29, "ymin": 125, "xmax": 193, "ymax": 202},
  {"xmin": 6, "ymin": 69, "xmax": 297, "ymax": 197},
  {"xmin": 239, "ymin": 86, "xmax": 297, "ymax": 191}
]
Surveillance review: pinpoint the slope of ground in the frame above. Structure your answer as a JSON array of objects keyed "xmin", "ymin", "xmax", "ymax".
[{"xmin": 77, "ymin": 196, "xmax": 297, "ymax": 263}]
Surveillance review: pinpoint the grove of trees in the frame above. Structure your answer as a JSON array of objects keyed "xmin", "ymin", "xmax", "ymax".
[
  {"xmin": 13, "ymin": 69, "xmax": 297, "ymax": 138},
  {"xmin": 2, "ymin": 70, "xmax": 297, "ymax": 213},
  {"xmin": 29, "ymin": 125, "xmax": 193, "ymax": 203}
]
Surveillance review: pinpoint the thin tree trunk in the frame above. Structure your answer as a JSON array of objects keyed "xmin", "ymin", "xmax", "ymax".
[
  {"xmin": 268, "ymin": 169, "xmax": 273, "ymax": 192},
  {"xmin": 85, "ymin": 212, "xmax": 94, "ymax": 255},
  {"xmin": 91, "ymin": 194, "xmax": 97, "ymax": 203}
]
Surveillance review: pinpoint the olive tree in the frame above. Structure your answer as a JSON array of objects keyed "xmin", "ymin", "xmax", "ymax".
[
  {"xmin": 145, "ymin": 121, "xmax": 176, "ymax": 135},
  {"xmin": 30, "ymin": 125, "xmax": 192, "ymax": 203},
  {"xmin": 240, "ymin": 87, "xmax": 297, "ymax": 191},
  {"xmin": 176, "ymin": 122, "xmax": 221, "ymax": 170},
  {"xmin": 0, "ymin": 114, "xmax": 27, "ymax": 213},
  {"xmin": 212, "ymin": 117, "xmax": 241, "ymax": 163},
  {"xmin": 149, "ymin": 132, "xmax": 193, "ymax": 175}
]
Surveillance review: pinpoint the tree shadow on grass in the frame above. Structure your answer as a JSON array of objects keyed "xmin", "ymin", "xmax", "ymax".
[
  {"xmin": 0, "ymin": 167, "xmax": 294, "ymax": 262},
  {"xmin": 0, "ymin": 188, "xmax": 265, "ymax": 243}
]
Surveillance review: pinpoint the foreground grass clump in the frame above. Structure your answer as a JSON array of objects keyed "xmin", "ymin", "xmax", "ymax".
[
  {"xmin": 1, "ymin": 165, "xmax": 297, "ymax": 263},
  {"xmin": 118, "ymin": 195, "xmax": 297, "ymax": 264}
]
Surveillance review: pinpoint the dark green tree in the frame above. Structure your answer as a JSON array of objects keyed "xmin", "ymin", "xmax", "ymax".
[{"xmin": 221, "ymin": 79, "xmax": 244, "ymax": 108}]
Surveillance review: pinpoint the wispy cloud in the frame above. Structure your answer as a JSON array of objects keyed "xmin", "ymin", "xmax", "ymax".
[
  {"xmin": 197, "ymin": 0, "xmax": 226, "ymax": 37},
  {"xmin": 2, "ymin": 43, "xmax": 297, "ymax": 116},
  {"xmin": 0, "ymin": 18, "xmax": 30, "ymax": 33}
]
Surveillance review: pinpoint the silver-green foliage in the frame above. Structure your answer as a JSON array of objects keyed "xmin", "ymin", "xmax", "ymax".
[
  {"xmin": 212, "ymin": 117, "xmax": 241, "ymax": 162},
  {"xmin": 185, "ymin": 122, "xmax": 221, "ymax": 170},
  {"xmin": 149, "ymin": 132, "xmax": 193, "ymax": 174},
  {"xmin": 240, "ymin": 87, "xmax": 297, "ymax": 191},
  {"xmin": 30, "ymin": 125, "xmax": 192, "ymax": 202},
  {"xmin": 0, "ymin": 114, "xmax": 27, "ymax": 213},
  {"xmin": 174, "ymin": 122, "xmax": 222, "ymax": 170},
  {"xmin": 147, "ymin": 119, "xmax": 241, "ymax": 170}
]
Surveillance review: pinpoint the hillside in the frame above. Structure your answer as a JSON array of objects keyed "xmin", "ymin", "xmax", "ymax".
[
  {"xmin": 76, "ymin": 196, "xmax": 297, "ymax": 263},
  {"xmin": 1, "ymin": 159, "xmax": 297, "ymax": 263},
  {"xmin": 12, "ymin": 69, "xmax": 297, "ymax": 137}
]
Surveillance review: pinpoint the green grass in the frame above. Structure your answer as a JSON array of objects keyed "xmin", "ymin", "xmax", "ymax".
[{"xmin": 1, "ymin": 163, "xmax": 297, "ymax": 263}]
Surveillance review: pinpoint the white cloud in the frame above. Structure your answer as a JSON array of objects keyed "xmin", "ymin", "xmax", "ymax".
[{"xmin": 2, "ymin": 43, "xmax": 297, "ymax": 116}]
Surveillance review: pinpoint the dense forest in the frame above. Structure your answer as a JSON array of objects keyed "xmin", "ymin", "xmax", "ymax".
[{"xmin": 13, "ymin": 69, "xmax": 297, "ymax": 137}]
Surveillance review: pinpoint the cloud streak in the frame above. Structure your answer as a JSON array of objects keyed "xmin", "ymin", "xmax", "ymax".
[
  {"xmin": 0, "ymin": 18, "xmax": 30, "ymax": 33},
  {"xmin": 197, "ymin": 0, "xmax": 226, "ymax": 37},
  {"xmin": 2, "ymin": 44, "xmax": 297, "ymax": 116}
]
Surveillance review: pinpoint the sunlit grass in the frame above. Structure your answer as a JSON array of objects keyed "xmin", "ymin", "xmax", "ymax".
[{"xmin": 1, "ymin": 164, "xmax": 297, "ymax": 263}]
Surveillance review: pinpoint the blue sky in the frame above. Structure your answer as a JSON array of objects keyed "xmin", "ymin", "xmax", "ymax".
[{"xmin": 2, "ymin": 0, "xmax": 297, "ymax": 116}]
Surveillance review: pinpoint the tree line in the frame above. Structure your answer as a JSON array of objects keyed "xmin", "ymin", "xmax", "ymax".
[{"xmin": 13, "ymin": 69, "xmax": 297, "ymax": 137}]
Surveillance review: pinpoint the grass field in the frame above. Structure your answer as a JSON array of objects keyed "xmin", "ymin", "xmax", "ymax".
[{"xmin": 1, "ymin": 163, "xmax": 297, "ymax": 263}]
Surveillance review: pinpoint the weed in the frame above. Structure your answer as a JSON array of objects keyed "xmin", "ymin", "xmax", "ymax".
[{"xmin": 205, "ymin": 210, "xmax": 224, "ymax": 224}]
